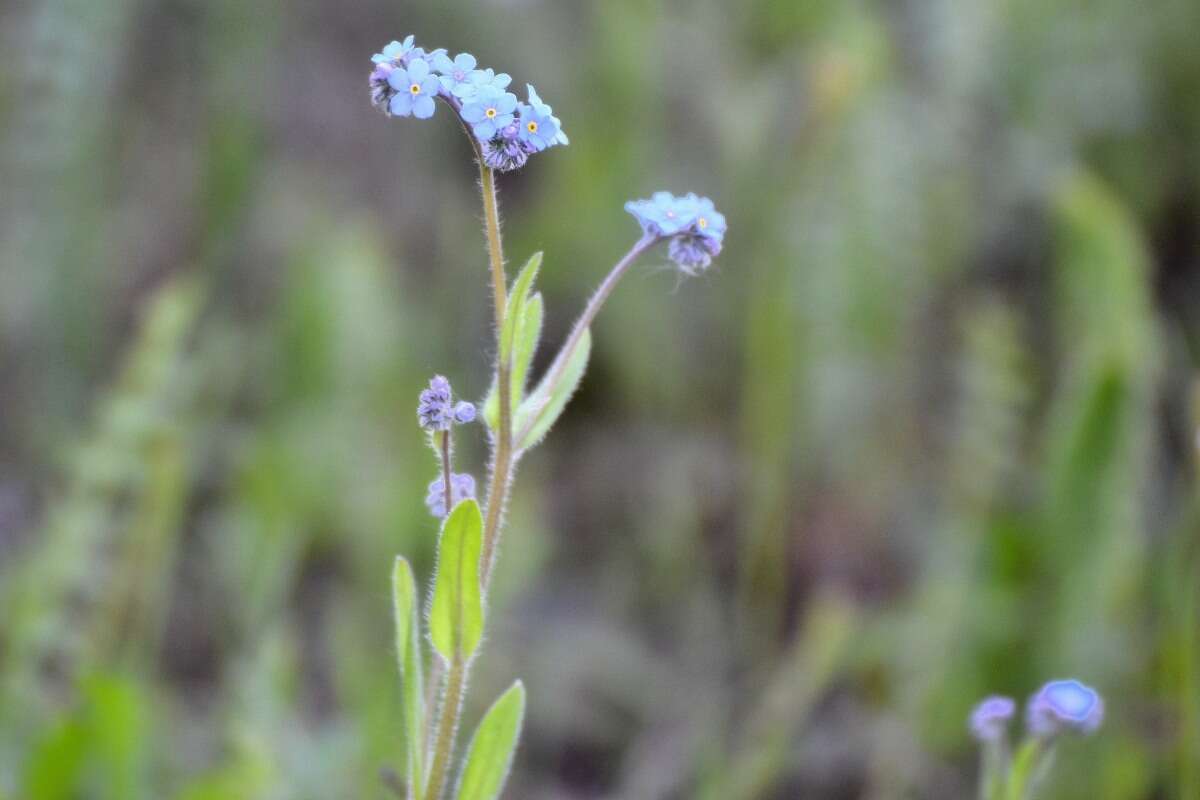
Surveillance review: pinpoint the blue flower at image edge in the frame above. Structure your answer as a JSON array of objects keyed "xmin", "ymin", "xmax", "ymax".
[
  {"xmin": 387, "ymin": 59, "xmax": 440, "ymax": 119},
  {"xmin": 462, "ymin": 87, "xmax": 518, "ymax": 140},
  {"xmin": 1027, "ymin": 679, "xmax": 1104, "ymax": 736}
]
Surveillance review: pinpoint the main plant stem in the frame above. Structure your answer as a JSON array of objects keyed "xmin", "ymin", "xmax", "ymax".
[
  {"xmin": 422, "ymin": 655, "xmax": 465, "ymax": 800},
  {"xmin": 423, "ymin": 162, "xmax": 513, "ymax": 800}
]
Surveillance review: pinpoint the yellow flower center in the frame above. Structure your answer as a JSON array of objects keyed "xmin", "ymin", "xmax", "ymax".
[
  {"xmin": 409, "ymin": 83, "xmax": 421, "ymax": 95},
  {"xmin": 527, "ymin": 121, "xmax": 538, "ymax": 133},
  {"xmin": 485, "ymin": 107, "xmax": 497, "ymax": 119},
  {"xmin": 698, "ymin": 217, "xmax": 708, "ymax": 229}
]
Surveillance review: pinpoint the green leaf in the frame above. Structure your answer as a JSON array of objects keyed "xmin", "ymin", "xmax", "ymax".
[
  {"xmin": 454, "ymin": 681, "xmax": 526, "ymax": 800},
  {"xmin": 392, "ymin": 557, "xmax": 425, "ymax": 796},
  {"xmin": 515, "ymin": 328, "xmax": 591, "ymax": 452},
  {"xmin": 511, "ymin": 293, "xmax": 543, "ymax": 406},
  {"xmin": 483, "ymin": 292, "xmax": 545, "ymax": 432},
  {"xmin": 429, "ymin": 500, "xmax": 485, "ymax": 662},
  {"xmin": 500, "ymin": 252, "xmax": 542, "ymax": 364}
]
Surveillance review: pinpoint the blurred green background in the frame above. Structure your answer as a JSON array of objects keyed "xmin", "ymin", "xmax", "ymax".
[{"xmin": 1, "ymin": 0, "xmax": 1199, "ymax": 797}]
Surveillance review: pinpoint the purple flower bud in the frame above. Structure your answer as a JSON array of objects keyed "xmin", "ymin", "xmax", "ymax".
[
  {"xmin": 481, "ymin": 125, "xmax": 534, "ymax": 172},
  {"xmin": 969, "ymin": 695, "xmax": 1016, "ymax": 742},
  {"xmin": 1026, "ymin": 680, "xmax": 1104, "ymax": 737},
  {"xmin": 425, "ymin": 473, "xmax": 476, "ymax": 518},
  {"xmin": 369, "ymin": 63, "xmax": 397, "ymax": 115},
  {"xmin": 453, "ymin": 401, "xmax": 476, "ymax": 424},
  {"xmin": 417, "ymin": 375, "xmax": 455, "ymax": 431}
]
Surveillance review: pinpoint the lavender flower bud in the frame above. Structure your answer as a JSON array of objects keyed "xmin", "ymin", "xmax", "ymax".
[
  {"xmin": 1025, "ymin": 679, "xmax": 1104, "ymax": 737},
  {"xmin": 453, "ymin": 401, "xmax": 476, "ymax": 424},
  {"xmin": 969, "ymin": 695, "xmax": 1016, "ymax": 742},
  {"xmin": 425, "ymin": 473, "xmax": 476, "ymax": 518},
  {"xmin": 369, "ymin": 63, "xmax": 397, "ymax": 115},
  {"xmin": 417, "ymin": 375, "xmax": 454, "ymax": 431},
  {"xmin": 481, "ymin": 124, "xmax": 533, "ymax": 172}
]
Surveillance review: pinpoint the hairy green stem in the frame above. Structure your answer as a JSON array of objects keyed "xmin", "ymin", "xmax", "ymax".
[
  {"xmin": 422, "ymin": 655, "xmax": 466, "ymax": 800},
  {"xmin": 423, "ymin": 156, "xmax": 513, "ymax": 800},
  {"xmin": 440, "ymin": 431, "xmax": 453, "ymax": 517},
  {"xmin": 479, "ymin": 164, "xmax": 514, "ymax": 589}
]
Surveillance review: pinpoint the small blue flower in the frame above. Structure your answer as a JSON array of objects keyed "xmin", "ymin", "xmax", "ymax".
[
  {"xmin": 1026, "ymin": 680, "xmax": 1104, "ymax": 737},
  {"xmin": 625, "ymin": 191, "xmax": 696, "ymax": 237},
  {"xmin": 462, "ymin": 86, "xmax": 518, "ymax": 140},
  {"xmin": 433, "ymin": 51, "xmax": 478, "ymax": 95},
  {"xmin": 516, "ymin": 85, "xmax": 562, "ymax": 152},
  {"xmin": 969, "ymin": 695, "xmax": 1016, "ymax": 742},
  {"xmin": 372, "ymin": 36, "xmax": 415, "ymax": 65},
  {"xmin": 453, "ymin": 68, "xmax": 513, "ymax": 101},
  {"xmin": 387, "ymin": 59, "xmax": 440, "ymax": 119},
  {"xmin": 425, "ymin": 473, "xmax": 476, "ymax": 518}
]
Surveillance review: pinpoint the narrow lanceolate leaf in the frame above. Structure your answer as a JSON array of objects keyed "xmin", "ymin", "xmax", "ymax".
[
  {"xmin": 483, "ymin": 292, "xmax": 545, "ymax": 432},
  {"xmin": 429, "ymin": 499, "xmax": 485, "ymax": 662},
  {"xmin": 392, "ymin": 557, "xmax": 426, "ymax": 797},
  {"xmin": 499, "ymin": 252, "xmax": 542, "ymax": 363},
  {"xmin": 515, "ymin": 327, "xmax": 591, "ymax": 452},
  {"xmin": 455, "ymin": 682, "xmax": 526, "ymax": 800},
  {"xmin": 511, "ymin": 292, "xmax": 543, "ymax": 406}
]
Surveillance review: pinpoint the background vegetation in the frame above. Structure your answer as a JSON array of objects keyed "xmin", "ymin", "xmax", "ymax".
[{"xmin": 1, "ymin": 0, "xmax": 1198, "ymax": 797}]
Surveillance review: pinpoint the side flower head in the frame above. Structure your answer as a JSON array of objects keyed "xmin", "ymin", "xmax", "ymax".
[
  {"xmin": 969, "ymin": 695, "xmax": 1016, "ymax": 742},
  {"xmin": 425, "ymin": 473, "xmax": 476, "ymax": 518},
  {"xmin": 1026, "ymin": 679, "xmax": 1104, "ymax": 737},
  {"xmin": 417, "ymin": 375, "xmax": 453, "ymax": 430},
  {"xmin": 625, "ymin": 191, "xmax": 727, "ymax": 275}
]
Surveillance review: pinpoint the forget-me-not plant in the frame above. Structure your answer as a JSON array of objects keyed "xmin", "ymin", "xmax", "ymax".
[
  {"xmin": 969, "ymin": 679, "xmax": 1104, "ymax": 800},
  {"xmin": 369, "ymin": 34, "xmax": 726, "ymax": 800}
]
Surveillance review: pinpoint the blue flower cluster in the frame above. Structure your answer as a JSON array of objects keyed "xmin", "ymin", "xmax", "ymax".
[
  {"xmin": 625, "ymin": 192, "xmax": 728, "ymax": 275},
  {"xmin": 969, "ymin": 679, "xmax": 1104, "ymax": 742},
  {"xmin": 417, "ymin": 375, "xmax": 476, "ymax": 432},
  {"xmin": 425, "ymin": 473, "xmax": 476, "ymax": 518},
  {"xmin": 370, "ymin": 35, "xmax": 567, "ymax": 171}
]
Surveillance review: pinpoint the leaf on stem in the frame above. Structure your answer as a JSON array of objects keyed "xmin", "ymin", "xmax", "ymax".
[
  {"xmin": 454, "ymin": 681, "xmax": 526, "ymax": 800},
  {"xmin": 429, "ymin": 500, "xmax": 485, "ymax": 663},
  {"xmin": 392, "ymin": 557, "xmax": 426, "ymax": 796},
  {"xmin": 483, "ymin": 292, "xmax": 544, "ymax": 431}
]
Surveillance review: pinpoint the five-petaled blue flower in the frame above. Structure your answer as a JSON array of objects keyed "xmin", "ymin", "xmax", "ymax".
[
  {"xmin": 1026, "ymin": 679, "xmax": 1104, "ymax": 737},
  {"xmin": 387, "ymin": 59, "xmax": 440, "ymax": 119},
  {"xmin": 434, "ymin": 51, "xmax": 478, "ymax": 96},
  {"xmin": 454, "ymin": 67, "xmax": 513, "ymax": 101},
  {"xmin": 372, "ymin": 35, "xmax": 415, "ymax": 65},
  {"xmin": 517, "ymin": 85, "xmax": 562, "ymax": 152},
  {"xmin": 463, "ymin": 86, "xmax": 518, "ymax": 140}
]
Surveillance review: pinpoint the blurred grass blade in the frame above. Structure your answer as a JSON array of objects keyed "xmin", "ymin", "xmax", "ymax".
[
  {"xmin": 454, "ymin": 681, "xmax": 525, "ymax": 800},
  {"xmin": 392, "ymin": 557, "xmax": 426, "ymax": 797},
  {"xmin": 429, "ymin": 500, "xmax": 485, "ymax": 662},
  {"xmin": 515, "ymin": 328, "xmax": 591, "ymax": 452}
]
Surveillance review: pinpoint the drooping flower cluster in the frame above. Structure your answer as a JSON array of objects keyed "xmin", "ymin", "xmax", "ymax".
[
  {"xmin": 968, "ymin": 679, "xmax": 1104, "ymax": 743},
  {"xmin": 426, "ymin": 473, "xmax": 476, "ymax": 518},
  {"xmin": 370, "ymin": 35, "xmax": 567, "ymax": 171},
  {"xmin": 625, "ymin": 192, "xmax": 728, "ymax": 275},
  {"xmin": 417, "ymin": 375, "xmax": 476, "ymax": 432}
]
